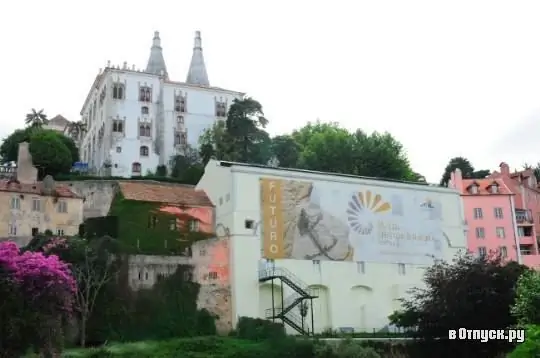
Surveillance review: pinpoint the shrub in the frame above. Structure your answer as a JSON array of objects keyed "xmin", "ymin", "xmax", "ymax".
[
  {"xmin": 235, "ymin": 316, "xmax": 286, "ymax": 341},
  {"xmin": 508, "ymin": 325, "xmax": 540, "ymax": 358}
]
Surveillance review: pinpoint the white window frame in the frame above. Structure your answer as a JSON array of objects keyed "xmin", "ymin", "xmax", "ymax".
[
  {"xmin": 398, "ymin": 263, "xmax": 406, "ymax": 275},
  {"xmin": 475, "ymin": 227, "xmax": 485, "ymax": 239},
  {"xmin": 189, "ymin": 220, "xmax": 200, "ymax": 232},
  {"xmin": 8, "ymin": 224, "xmax": 16, "ymax": 236},
  {"xmin": 496, "ymin": 227, "xmax": 505, "ymax": 239},
  {"xmin": 56, "ymin": 228, "xmax": 65, "ymax": 236},
  {"xmin": 478, "ymin": 246, "xmax": 487, "ymax": 257},
  {"xmin": 10, "ymin": 197, "xmax": 20, "ymax": 210},
  {"xmin": 57, "ymin": 201, "xmax": 67, "ymax": 213},
  {"xmin": 494, "ymin": 207, "xmax": 503, "ymax": 219},
  {"xmin": 356, "ymin": 261, "xmax": 365, "ymax": 274},
  {"xmin": 473, "ymin": 208, "xmax": 483, "ymax": 219},
  {"xmin": 500, "ymin": 246, "xmax": 508, "ymax": 258},
  {"xmin": 32, "ymin": 198, "xmax": 41, "ymax": 212}
]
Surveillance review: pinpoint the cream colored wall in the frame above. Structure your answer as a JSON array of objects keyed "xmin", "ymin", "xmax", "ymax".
[
  {"xmin": 196, "ymin": 161, "xmax": 468, "ymax": 334},
  {"xmin": 0, "ymin": 192, "xmax": 84, "ymax": 237}
]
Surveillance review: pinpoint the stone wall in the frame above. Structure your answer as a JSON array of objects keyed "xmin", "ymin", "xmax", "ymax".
[
  {"xmin": 62, "ymin": 181, "xmax": 118, "ymax": 219},
  {"xmin": 126, "ymin": 237, "xmax": 233, "ymax": 333}
]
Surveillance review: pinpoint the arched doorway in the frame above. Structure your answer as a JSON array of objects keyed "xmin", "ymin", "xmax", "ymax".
[
  {"xmin": 307, "ymin": 285, "xmax": 330, "ymax": 333},
  {"xmin": 350, "ymin": 285, "xmax": 373, "ymax": 332},
  {"xmin": 259, "ymin": 283, "xmax": 283, "ymax": 320}
]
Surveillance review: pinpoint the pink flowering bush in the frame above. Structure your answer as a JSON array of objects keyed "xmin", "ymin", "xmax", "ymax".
[{"xmin": 0, "ymin": 240, "xmax": 76, "ymax": 355}]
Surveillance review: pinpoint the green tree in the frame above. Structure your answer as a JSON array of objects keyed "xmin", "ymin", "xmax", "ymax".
[
  {"xmin": 270, "ymin": 135, "xmax": 300, "ymax": 168},
  {"xmin": 25, "ymin": 108, "xmax": 49, "ymax": 127},
  {"xmin": 225, "ymin": 97, "xmax": 270, "ymax": 163},
  {"xmin": 391, "ymin": 252, "xmax": 528, "ymax": 354},
  {"xmin": 29, "ymin": 130, "xmax": 72, "ymax": 178},
  {"xmin": 0, "ymin": 127, "xmax": 35, "ymax": 162},
  {"xmin": 58, "ymin": 134, "xmax": 80, "ymax": 164},
  {"xmin": 67, "ymin": 120, "xmax": 87, "ymax": 140},
  {"xmin": 512, "ymin": 270, "xmax": 540, "ymax": 327},
  {"xmin": 440, "ymin": 156, "xmax": 490, "ymax": 186},
  {"xmin": 291, "ymin": 121, "xmax": 416, "ymax": 181}
]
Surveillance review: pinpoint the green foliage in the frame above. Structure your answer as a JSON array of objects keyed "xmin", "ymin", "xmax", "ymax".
[
  {"xmin": 394, "ymin": 252, "xmax": 527, "ymax": 356},
  {"xmin": 0, "ymin": 127, "xmax": 34, "ymax": 161},
  {"xmin": 512, "ymin": 270, "xmax": 540, "ymax": 327},
  {"xmin": 83, "ymin": 216, "xmax": 119, "ymax": 238},
  {"xmin": 234, "ymin": 316, "xmax": 286, "ymax": 341},
  {"xmin": 29, "ymin": 130, "xmax": 72, "ymax": 178},
  {"xmin": 155, "ymin": 165, "xmax": 168, "ymax": 177},
  {"xmin": 54, "ymin": 174, "xmax": 199, "ymax": 185},
  {"xmin": 58, "ymin": 134, "xmax": 80, "ymax": 164},
  {"xmin": 108, "ymin": 193, "xmax": 211, "ymax": 255},
  {"xmin": 271, "ymin": 135, "xmax": 300, "ymax": 168},
  {"xmin": 508, "ymin": 325, "xmax": 540, "ymax": 358},
  {"xmin": 440, "ymin": 156, "xmax": 491, "ymax": 186}
]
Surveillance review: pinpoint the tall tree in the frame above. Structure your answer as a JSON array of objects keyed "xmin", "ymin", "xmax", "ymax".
[
  {"xmin": 29, "ymin": 131, "xmax": 73, "ymax": 178},
  {"xmin": 199, "ymin": 98, "xmax": 272, "ymax": 165},
  {"xmin": 225, "ymin": 98, "xmax": 269, "ymax": 163},
  {"xmin": 25, "ymin": 108, "xmax": 48, "ymax": 127},
  {"xmin": 440, "ymin": 156, "xmax": 490, "ymax": 186},
  {"xmin": 270, "ymin": 135, "xmax": 300, "ymax": 168},
  {"xmin": 391, "ymin": 253, "xmax": 528, "ymax": 356}
]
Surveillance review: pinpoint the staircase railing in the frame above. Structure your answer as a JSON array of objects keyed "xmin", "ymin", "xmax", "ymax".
[
  {"xmin": 265, "ymin": 308, "xmax": 309, "ymax": 335},
  {"xmin": 259, "ymin": 267, "xmax": 311, "ymax": 295}
]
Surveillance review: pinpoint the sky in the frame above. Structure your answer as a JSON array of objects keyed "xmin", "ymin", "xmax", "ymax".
[{"xmin": 2, "ymin": 0, "xmax": 540, "ymax": 183}]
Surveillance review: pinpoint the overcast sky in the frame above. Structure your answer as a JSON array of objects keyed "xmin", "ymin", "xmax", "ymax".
[{"xmin": 2, "ymin": 0, "xmax": 540, "ymax": 183}]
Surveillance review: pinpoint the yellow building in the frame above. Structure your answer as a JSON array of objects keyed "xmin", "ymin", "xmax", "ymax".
[{"xmin": 0, "ymin": 142, "xmax": 83, "ymax": 243}]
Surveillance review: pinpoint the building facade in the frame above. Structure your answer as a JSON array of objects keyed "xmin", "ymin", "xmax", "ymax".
[
  {"xmin": 196, "ymin": 160, "xmax": 467, "ymax": 334},
  {"xmin": 79, "ymin": 31, "xmax": 244, "ymax": 178},
  {"xmin": 489, "ymin": 163, "xmax": 540, "ymax": 268},
  {"xmin": 449, "ymin": 169, "xmax": 519, "ymax": 261},
  {"xmin": 0, "ymin": 143, "xmax": 83, "ymax": 245}
]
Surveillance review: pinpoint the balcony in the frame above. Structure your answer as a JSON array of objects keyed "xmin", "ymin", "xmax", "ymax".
[
  {"xmin": 521, "ymin": 251, "xmax": 540, "ymax": 270},
  {"xmin": 516, "ymin": 209, "xmax": 533, "ymax": 225}
]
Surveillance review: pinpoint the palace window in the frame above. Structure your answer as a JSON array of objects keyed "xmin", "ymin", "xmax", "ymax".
[
  {"xmin": 139, "ymin": 124, "xmax": 151, "ymax": 137},
  {"xmin": 141, "ymin": 106, "xmax": 149, "ymax": 115},
  {"xmin": 174, "ymin": 94, "xmax": 186, "ymax": 112},
  {"xmin": 57, "ymin": 201, "xmax": 67, "ymax": 213},
  {"xmin": 112, "ymin": 83, "xmax": 125, "ymax": 100},
  {"xmin": 177, "ymin": 115, "xmax": 184, "ymax": 126},
  {"xmin": 112, "ymin": 120, "xmax": 124, "ymax": 133},
  {"xmin": 139, "ymin": 86, "xmax": 152, "ymax": 102},
  {"xmin": 215, "ymin": 100, "xmax": 227, "ymax": 117},
  {"xmin": 140, "ymin": 146, "xmax": 149, "ymax": 156},
  {"xmin": 132, "ymin": 162, "xmax": 141, "ymax": 174},
  {"xmin": 174, "ymin": 132, "xmax": 187, "ymax": 146}
]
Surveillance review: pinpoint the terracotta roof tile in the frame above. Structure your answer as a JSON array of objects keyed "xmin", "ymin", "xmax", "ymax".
[
  {"xmin": 460, "ymin": 178, "xmax": 512, "ymax": 195},
  {"xmin": 0, "ymin": 179, "xmax": 80, "ymax": 198},
  {"xmin": 119, "ymin": 181, "xmax": 213, "ymax": 207}
]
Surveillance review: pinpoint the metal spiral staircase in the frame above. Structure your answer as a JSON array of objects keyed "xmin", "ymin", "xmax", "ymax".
[{"xmin": 259, "ymin": 267, "xmax": 317, "ymax": 335}]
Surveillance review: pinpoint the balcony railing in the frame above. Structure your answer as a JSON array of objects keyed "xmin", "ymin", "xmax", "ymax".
[{"xmin": 516, "ymin": 209, "xmax": 533, "ymax": 224}]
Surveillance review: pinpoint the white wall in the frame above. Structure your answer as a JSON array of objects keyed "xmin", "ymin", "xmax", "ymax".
[
  {"xmin": 197, "ymin": 161, "xmax": 467, "ymax": 333},
  {"xmin": 80, "ymin": 67, "xmax": 242, "ymax": 178}
]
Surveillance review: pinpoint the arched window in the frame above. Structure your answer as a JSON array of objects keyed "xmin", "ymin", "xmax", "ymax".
[
  {"xmin": 132, "ymin": 162, "xmax": 141, "ymax": 174},
  {"xmin": 140, "ymin": 146, "xmax": 149, "ymax": 156},
  {"xmin": 141, "ymin": 106, "xmax": 149, "ymax": 115},
  {"xmin": 177, "ymin": 116, "xmax": 184, "ymax": 125},
  {"xmin": 139, "ymin": 124, "xmax": 151, "ymax": 137},
  {"xmin": 112, "ymin": 83, "xmax": 125, "ymax": 100}
]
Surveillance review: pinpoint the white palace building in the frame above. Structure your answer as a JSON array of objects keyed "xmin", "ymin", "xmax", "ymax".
[{"xmin": 79, "ymin": 31, "xmax": 244, "ymax": 177}]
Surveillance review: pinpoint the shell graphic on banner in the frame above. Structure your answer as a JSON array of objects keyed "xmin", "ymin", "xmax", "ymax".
[{"xmin": 260, "ymin": 177, "xmax": 445, "ymax": 264}]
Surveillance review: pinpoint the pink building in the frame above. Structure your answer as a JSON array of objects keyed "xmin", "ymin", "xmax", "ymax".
[
  {"xmin": 450, "ymin": 169, "xmax": 519, "ymax": 262},
  {"xmin": 490, "ymin": 163, "xmax": 540, "ymax": 268}
]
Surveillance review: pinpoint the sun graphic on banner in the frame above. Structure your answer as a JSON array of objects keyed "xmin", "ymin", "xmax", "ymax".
[{"xmin": 347, "ymin": 190, "xmax": 391, "ymax": 234}]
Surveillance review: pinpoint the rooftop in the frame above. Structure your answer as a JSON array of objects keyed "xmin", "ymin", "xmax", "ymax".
[
  {"xmin": 0, "ymin": 179, "xmax": 80, "ymax": 198},
  {"xmin": 118, "ymin": 181, "xmax": 213, "ymax": 207},
  {"xmin": 460, "ymin": 178, "xmax": 512, "ymax": 196}
]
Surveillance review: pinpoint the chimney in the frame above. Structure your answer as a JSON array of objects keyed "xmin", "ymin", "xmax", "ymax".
[
  {"xmin": 450, "ymin": 168, "xmax": 463, "ymax": 191},
  {"xmin": 16, "ymin": 142, "xmax": 38, "ymax": 184},
  {"xmin": 500, "ymin": 162, "xmax": 510, "ymax": 176},
  {"xmin": 42, "ymin": 175, "xmax": 55, "ymax": 196}
]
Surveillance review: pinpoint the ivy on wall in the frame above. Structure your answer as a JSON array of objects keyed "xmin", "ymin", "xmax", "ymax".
[{"xmin": 108, "ymin": 192, "xmax": 213, "ymax": 255}]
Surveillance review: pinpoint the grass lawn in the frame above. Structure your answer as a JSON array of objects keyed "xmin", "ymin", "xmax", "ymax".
[{"xmin": 27, "ymin": 336, "xmax": 274, "ymax": 358}]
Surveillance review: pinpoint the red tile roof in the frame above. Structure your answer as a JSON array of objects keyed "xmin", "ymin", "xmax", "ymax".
[
  {"xmin": 118, "ymin": 181, "xmax": 213, "ymax": 207},
  {"xmin": 0, "ymin": 179, "xmax": 80, "ymax": 198},
  {"xmin": 460, "ymin": 178, "xmax": 512, "ymax": 196}
]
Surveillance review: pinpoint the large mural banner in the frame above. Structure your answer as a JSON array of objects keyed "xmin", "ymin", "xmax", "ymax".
[{"xmin": 260, "ymin": 178, "xmax": 445, "ymax": 265}]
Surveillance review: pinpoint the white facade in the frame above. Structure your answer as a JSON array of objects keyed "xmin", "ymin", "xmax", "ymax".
[
  {"xmin": 79, "ymin": 31, "xmax": 243, "ymax": 177},
  {"xmin": 197, "ymin": 160, "xmax": 468, "ymax": 334}
]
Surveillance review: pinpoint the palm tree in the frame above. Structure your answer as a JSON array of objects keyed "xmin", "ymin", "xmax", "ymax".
[
  {"xmin": 68, "ymin": 121, "xmax": 87, "ymax": 140},
  {"xmin": 25, "ymin": 108, "xmax": 48, "ymax": 127}
]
